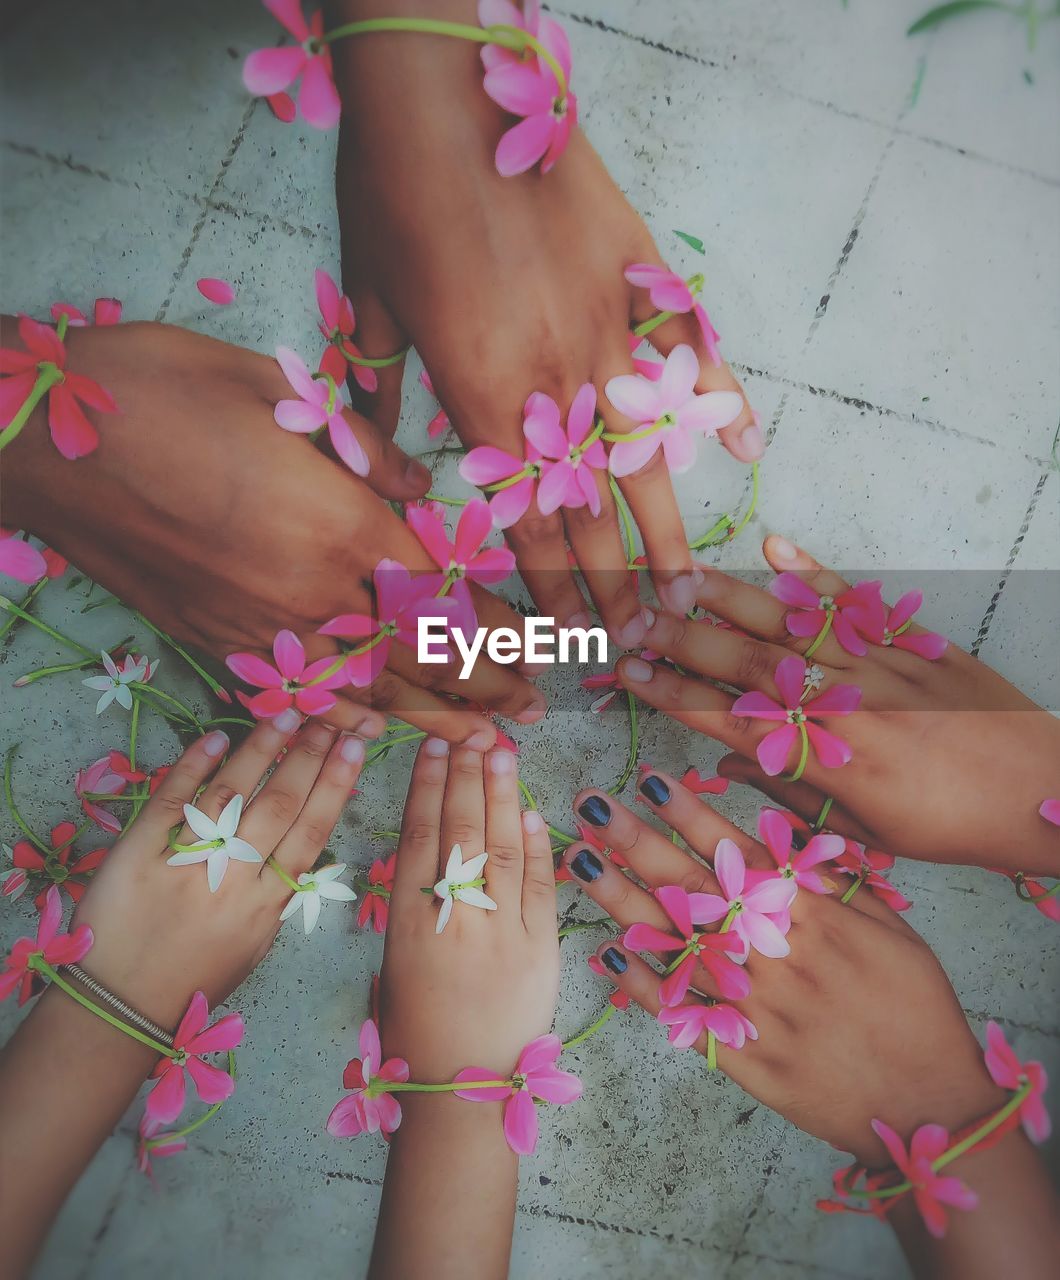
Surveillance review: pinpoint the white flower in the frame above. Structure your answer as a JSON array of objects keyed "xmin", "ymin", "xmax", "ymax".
[
  {"xmin": 433, "ymin": 844, "xmax": 497, "ymax": 934},
  {"xmin": 279, "ymin": 863, "xmax": 357, "ymax": 935},
  {"xmin": 82, "ymin": 650, "xmax": 159, "ymax": 714},
  {"xmin": 166, "ymin": 794, "xmax": 261, "ymax": 892},
  {"xmin": 1, "ymin": 846, "xmax": 27, "ymax": 902}
]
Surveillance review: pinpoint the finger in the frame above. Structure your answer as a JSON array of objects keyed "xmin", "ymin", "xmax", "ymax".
[
  {"xmin": 632, "ymin": 768, "xmax": 770, "ymax": 869},
  {"xmin": 590, "ymin": 939, "xmax": 704, "ymax": 1038},
  {"xmin": 387, "ymin": 636, "xmax": 547, "ymax": 730},
  {"xmin": 439, "ymin": 747, "xmax": 486, "ymax": 880},
  {"xmin": 762, "ymin": 535, "xmax": 853, "ymax": 599},
  {"xmin": 642, "ymin": 608, "xmax": 797, "ymax": 695},
  {"xmin": 505, "ymin": 506, "xmax": 590, "ymax": 635},
  {"xmin": 716, "ymin": 753, "xmax": 875, "ymax": 846},
  {"xmin": 238, "ymin": 721, "xmax": 338, "ymax": 857},
  {"xmin": 482, "ymin": 748, "xmax": 524, "ymax": 911},
  {"xmin": 133, "ymin": 729, "xmax": 231, "ymax": 845},
  {"xmin": 343, "ymin": 665, "xmax": 499, "ymax": 751},
  {"xmin": 266, "ymin": 734, "xmax": 366, "ymax": 888},
  {"xmin": 520, "ymin": 809, "xmax": 557, "ymax": 933},
  {"xmin": 561, "ymin": 841, "xmax": 671, "ymax": 935},
  {"xmin": 320, "ymin": 694, "xmax": 389, "ymax": 740},
  {"xmin": 391, "ymin": 737, "xmax": 450, "ymax": 912},
  {"xmin": 343, "ymin": 287, "xmax": 408, "ymax": 439},
  {"xmin": 329, "ymin": 405, "xmax": 432, "ymax": 502}
]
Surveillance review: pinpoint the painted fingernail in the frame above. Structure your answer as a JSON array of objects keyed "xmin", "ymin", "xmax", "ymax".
[
  {"xmin": 577, "ymin": 795, "xmax": 611, "ymax": 827},
  {"xmin": 772, "ymin": 536, "xmax": 798, "ymax": 563},
  {"xmin": 659, "ymin": 574, "xmax": 697, "ymax": 616},
  {"xmin": 424, "ymin": 737, "xmax": 450, "ymax": 757},
  {"xmin": 340, "ymin": 735, "xmax": 365, "ymax": 764},
  {"xmin": 522, "ymin": 810, "xmax": 544, "ymax": 834},
  {"xmin": 622, "ymin": 657, "xmax": 655, "ymax": 683},
  {"xmin": 639, "ymin": 774, "xmax": 671, "ymax": 806},
  {"xmin": 406, "ymin": 458, "xmax": 432, "ymax": 490},
  {"xmin": 740, "ymin": 421, "xmax": 764, "ymax": 459},
  {"xmin": 489, "ymin": 749, "xmax": 515, "ymax": 775},
  {"xmin": 513, "ymin": 696, "xmax": 546, "ymax": 725},
  {"xmin": 570, "ymin": 849, "xmax": 604, "ymax": 882},
  {"xmin": 273, "ymin": 708, "xmax": 301, "ymax": 733},
  {"xmin": 612, "ymin": 613, "xmax": 648, "ymax": 650},
  {"xmin": 202, "ymin": 730, "xmax": 229, "ymax": 757},
  {"xmin": 602, "ymin": 946, "xmax": 628, "ymax": 975},
  {"xmin": 463, "ymin": 729, "xmax": 494, "ymax": 752}
]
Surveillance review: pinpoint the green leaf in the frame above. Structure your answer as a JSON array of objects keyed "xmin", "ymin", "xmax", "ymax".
[
  {"xmin": 673, "ymin": 229, "xmax": 706, "ymax": 255},
  {"xmin": 907, "ymin": 1, "xmax": 1011, "ymax": 36}
]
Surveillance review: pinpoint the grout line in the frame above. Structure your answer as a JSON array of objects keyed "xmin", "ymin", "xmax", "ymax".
[
  {"xmin": 970, "ymin": 471, "xmax": 1050, "ymax": 655},
  {"xmin": 74, "ymin": 1161, "xmax": 136, "ymax": 1280}
]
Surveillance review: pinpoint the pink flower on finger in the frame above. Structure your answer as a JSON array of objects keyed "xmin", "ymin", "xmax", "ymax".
[
  {"xmin": 0, "ymin": 528, "xmax": 47, "ymax": 584},
  {"xmin": 833, "ymin": 842, "xmax": 912, "ymax": 913},
  {"xmin": 657, "ymin": 1001, "xmax": 758, "ymax": 1052},
  {"xmin": 844, "ymin": 589, "xmax": 948, "ymax": 660},
  {"xmin": 356, "ymin": 854, "xmax": 396, "ymax": 933},
  {"xmin": 314, "ymin": 269, "xmax": 378, "ymax": 394},
  {"xmin": 327, "ymin": 1018, "xmax": 409, "ymax": 1139},
  {"xmin": 145, "ymin": 992, "xmax": 244, "ymax": 1126},
  {"xmin": 757, "ymin": 808, "xmax": 844, "ymax": 895},
  {"xmin": 243, "ymin": 2, "xmax": 340, "ymax": 130},
  {"xmin": 870, "ymin": 1120, "xmax": 977, "ymax": 1238},
  {"xmin": 0, "ymin": 886, "xmax": 93, "ymax": 1006},
  {"xmin": 604, "ymin": 344, "xmax": 743, "ymax": 477},
  {"xmin": 74, "ymin": 755, "xmax": 128, "ymax": 834},
  {"xmin": 624, "ymin": 263, "xmax": 722, "ymax": 366},
  {"xmin": 459, "ymin": 436, "xmax": 542, "ymax": 531},
  {"xmin": 688, "ymin": 839, "xmax": 798, "ymax": 959},
  {"xmin": 273, "ymin": 346, "xmax": 370, "ymax": 477},
  {"xmin": 732, "ymin": 655, "xmax": 861, "ymax": 778},
  {"xmin": 406, "ymin": 498, "xmax": 515, "ymax": 585},
  {"xmin": 525, "ymin": 384, "xmax": 607, "ymax": 517},
  {"xmin": 983, "ymin": 1021, "xmax": 1051, "ymax": 1143},
  {"xmin": 419, "ymin": 369, "xmax": 450, "ymax": 438},
  {"xmin": 454, "ymin": 1033, "xmax": 582, "ymax": 1155},
  {"xmin": 226, "ymin": 629, "xmax": 348, "ymax": 718},
  {"xmin": 769, "ymin": 573, "xmax": 883, "ymax": 657},
  {"xmin": 623, "ymin": 884, "xmax": 750, "ymax": 1005}
]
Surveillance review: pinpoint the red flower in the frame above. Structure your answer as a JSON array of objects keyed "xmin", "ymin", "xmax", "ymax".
[
  {"xmin": 356, "ymin": 854, "xmax": 396, "ymax": 933},
  {"xmin": 0, "ymin": 886, "xmax": 94, "ymax": 1005}
]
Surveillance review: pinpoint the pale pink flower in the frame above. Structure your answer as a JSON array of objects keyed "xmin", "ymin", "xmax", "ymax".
[
  {"xmin": 624, "ymin": 263, "xmax": 722, "ymax": 366},
  {"xmin": 315, "ymin": 269, "xmax": 377, "ymax": 394},
  {"xmin": 243, "ymin": 2, "xmax": 340, "ymax": 130},
  {"xmin": 82, "ymin": 650, "xmax": 158, "ymax": 714},
  {"xmin": 0, "ymin": 886, "xmax": 93, "ymax": 1006},
  {"xmin": 870, "ymin": 1119, "xmax": 977, "ymax": 1238},
  {"xmin": 524, "ymin": 384, "xmax": 606, "ymax": 516},
  {"xmin": 732, "ymin": 655, "xmax": 861, "ymax": 777},
  {"xmin": 983, "ymin": 1021, "xmax": 1051, "ymax": 1143},
  {"xmin": 455, "ymin": 1033, "xmax": 582, "ymax": 1155},
  {"xmin": 226, "ymin": 628, "xmax": 348, "ymax": 718},
  {"xmin": 604, "ymin": 344, "xmax": 743, "ymax": 477},
  {"xmin": 459, "ymin": 430, "xmax": 542, "ymax": 529},
  {"xmin": 1038, "ymin": 799, "xmax": 1060, "ymax": 827},
  {"xmin": 75, "ymin": 755, "xmax": 128, "ymax": 835},
  {"xmin": 757, "ymin": 808, "xmax": 844, "ymax": 895},
  {"xmin": 0, "ymin": 314, "xmax": 116, "ymax": 459},
  {"xmin": 623, "ymin": 884, "xmax": 750, "ymax": 1005},
  {"xmin": 844, "ymin": 589, "xmax": 948, "ymax": 660},
  {"xmin": 273, "ymin": 346, "xmax": 370, "ymax": 477},
  {"xmin": 196, "ymin": 277, "xmax": 236, "ymax": 306},
  {"xmin": 657, "ymin": 1002, "xmax": 758, "ymax": 1052},
  {"xmin": 145, "ymin": 991, "xmax": 243, "ymax": 1125},
  {"xmin": 420, "ymin": 369, "xmax": 450, "ymax": 438},
  {"xmin": 769, "ymin": 573, "xmax": 883, "ymax": 657},
  {"xmin": 0, "ymin": 529, "xmax": 46, "ymax": 583},
  {"xmin": 136, "ymin": 1114, "xmax": 187, "ymax": 1178},
  {"xmin": 687, "ymin": 839, "xmax": 798, "ymax": 960},
  {"xmin": 406, "ymin": 498, "xmax": 515, "ymax": 585},
  {"xmin": 326, "ymin": 1018, "xmax": 409, "ymax": 1139}
]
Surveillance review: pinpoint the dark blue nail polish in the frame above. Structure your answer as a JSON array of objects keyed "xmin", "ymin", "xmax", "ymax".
[
  {"xmin": 602, "ymin": 947, "xmax": 628, "ymax": 975},
  {"xmin": 639, "ymin": 774, "xmax": 671, "ymax": 806},
  {"xmin": 570, "ymin": 849, "xmax": 603, "ymax": 882},
  {"xmin": 577, "ymin": 795, "xmax": 612, "ymax": 827}
]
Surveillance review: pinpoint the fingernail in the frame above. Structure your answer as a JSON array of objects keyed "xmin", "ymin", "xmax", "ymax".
[
  {"xmin": 602, "ymin": 946, "xmax": 628, "ymax": 975},
  {"xmin": 340, "ymin": 735, "xmax": 365, "ymax": 764},
  {"xmin": 622, "ymin": 657, "xmax": 655, "ymax": 683},
  {"xmin": 570, "ymin": 849, "xmax": 604, "ymax": 882},
  {"xmin": 577, "ymin": 795, "xmax": 611, "ymax": 827},
  {"xmin": 463, "ymin": 729, "xmax": 493, "ymax": 751},
  {"xmin": 513, "ymin": 697, "xmax": 546, "ymax": 725},
  {"xmin": 489, "ymin": 749, "xmax": 515, "ymax": 775},
  {"xmin": 612, "ymin": 613, "xmax": 647, "ymax": 649},
  {"xmin": 659, "ymin": 574, "xmax": 697, "ymax": 616},
  {"xmin": 406, "ymin": 458, "xmax": 432, "ymax": 490},
  {"xmin": 772, "ymin": 536, "xmax": 798, "ymax": 563},
  {"xmin": 639, "ymin": 774, "xmax": 671, "ymax": 806},
  {"xmin": 740, "ymin": 422, "xmax": 764, "ymax": 460},
  {"xmin": 359, "ymin": 713, "xmax": 387, "ymax": 740},
  {"xmin": 203, "ymin": 730, "xmax": 229, "ymax": 757},
  {"xmin": 695, "ymin": 568, "xmax": 720, "ymax": 599},
  {"xmin": 566, "ymin": 610, "xmax": 593, "ymax": 631},
  {"xmin": 522, "ymin": 810, "xmax": 544, "ymax": 834},
  {"xmin": 424, "ymin": 737, "xmax": 450, "ymax": 757},
  {"xmin": 274, "ymin": 708, "xmax": 301, "ymax": 733}
]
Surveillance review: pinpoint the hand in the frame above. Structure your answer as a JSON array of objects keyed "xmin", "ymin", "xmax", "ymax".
[
  {"xmin": 608, "ymin": 536, "xmax": 1060, "ymax": 876},
  {"xmin": 326, "ymin": 0, "xmax": 762, "ymax": 645},
  {"xmin": 2, "ymin": 317, "xmax": 546, "ymax": 747}
]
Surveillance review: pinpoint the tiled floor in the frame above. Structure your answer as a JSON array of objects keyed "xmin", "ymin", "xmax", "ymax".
[{"xmin": 1, "ymin": 2, "xmax": 1057, "ymax": 1278}]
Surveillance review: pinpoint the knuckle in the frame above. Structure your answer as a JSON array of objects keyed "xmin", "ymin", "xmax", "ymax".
[
  {"xmin": 679, "ymin": 864, "xmax": 716, "ymax": 895},
  {"xmin": 365, "ymin": 673, "xmax": 402, "ymax": 710},
  {"xmin": 738, "ymin": 639, "xmax": 773, "ymax": 686},
  {"xmin": 507, "ymin": 510, "xmax": 564, "ymax": 551},
  {"xmin": 258, "ymin": 787, "xmax": 301, "ymax": 827},
  {"xmin": 208, "ymin": 783, "xmax": 240, "ymax": 815},
  {"xmin": 298, "ymin": 816, "xmax": 335, "ymax": 850},
  {"xmin": 445, "ymin": 820, "xmax": 481, "ymax": 850},
  {"xmin": 403, "ymin": 820, "xmax": 439, "ymax": 850},
  {"xmin": 488, "ymin": 839, "xmax": 522, "ymax": 868},
  {"xmin": 152, "ymin": 792, "xmax": 187, "ymax": 825},
  {"xmin": 725, "ymin": 711, "xmax": 755, "ymax": 739}
]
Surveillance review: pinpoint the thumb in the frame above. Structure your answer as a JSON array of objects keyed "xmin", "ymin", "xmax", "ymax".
[{"xmin": 327, "ymin": 405, "xmax": 432, "ymax": 502}]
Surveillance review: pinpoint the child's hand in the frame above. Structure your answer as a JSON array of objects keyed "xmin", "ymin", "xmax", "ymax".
[
  {"xmin": 565, "ymin": 776, "xmax": 1001, "ymax": 1168},
  {"xmin": 611, "ymin": 537, "xmax": 1060, "ymax": 876},
  {"xmin": 379, "ymin": 740, "xmax": 560, "ymax": 1082}
]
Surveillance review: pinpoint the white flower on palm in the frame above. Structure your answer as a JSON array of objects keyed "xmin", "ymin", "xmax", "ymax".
[
  {"xmin": 279, "ymin": 863, "xmax": 357, "ymax": 935},
  {"xmin": 82, "ymin": 650, "xmax": 158, "ymax": 714},
  {"xmin": 166, "ymin": 794, "xmax": 262, "ymax": 892},
  {"xmin": 433, "ymin": 844, "xmax": 497, "ymax": 934}
]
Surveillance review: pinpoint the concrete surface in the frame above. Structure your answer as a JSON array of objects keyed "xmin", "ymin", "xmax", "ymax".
[{"xmin": 1, "ymin": 1, "xmax": 1058, "ymax": 1277}]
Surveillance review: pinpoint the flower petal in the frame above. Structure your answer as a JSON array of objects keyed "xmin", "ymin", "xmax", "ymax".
[
  {"xmin": 503, "ymin": 1088, "xmax": 540, "ymax": 1155},
  {"xmin": 494, "ymin": 113, "xmax": 554, "ymax": 177}
]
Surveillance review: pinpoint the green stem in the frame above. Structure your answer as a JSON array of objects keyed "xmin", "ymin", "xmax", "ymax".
[
  {"xmin": 340, "ymin": 343, "xmax": 410, "ymax": 369},
  {"xmin": 608, "ymin": 691, "xmax": 639, "ymax": 795},
  {"xmin": 131, "ymin": 683, "xmax": 204, "ymax": 733},
  {"xmin": 3, "ymin": 745, "xmax": 48, "ymax": 852},
  {"xmin": 483, "ymin": 464, "xmax": 537, "ymax": 494},
  {"xmin": 134, "ymin": 613, "xmax": 230, "ymax": 701},
  {"xmin": 706, "ymin": 1031, "xmax": 718, "ymax": 1070},
  {"xmin": 0, "ymin": 578, "xmax": 46, "ymax": 644},
  {"xmin": 30, "ymin": 956, "xmax": 176, "ymax": 1058},
  {"xmin": 423, "ymin": 491, "xmax": 469, "ymax": 507},
  {"xmin": 266, "ymin": 855, "xmax": 302, "ymax": 893},
  {"xmin": 786, "ymin": 721, "xmax": 811, "ymax": 783},
  {"xmin": 803, "ymin": 608, "xmax": 833, "ymax": 660},
  {"xmin": 727, "ymin": 461, "xmax": 760, "ymax": 542},
  {"xmin": 0, "ymin": 363, "xmax": 63, "ymax": 452},
  {"xmin": 812, "ymin": 796, "xmax": 835, "ymax": 833},
  {"xmin": 632, "ymin": 309, "xmax": 675, "ymax": 339},
  {"xmin": 557, "ymin": 917, "xmax": 614, "ymax": 939},
  {"xmin": 562, "ymin": 1002, "xmax": 617, "ymax": 1050},
  {"xmin": 146, "ymin": 1051, "xmax": 236, "ymax": 1147},
  {"xmin": 382, "ymin": 1077, "xmax": 513, "ymax": 1095},
  {"xmin": 840, "ymin": 874, "xmax": 866, "ymax": 905},
  {"xmin": 0, "ymin": 595, "xmax": 94, "ymax": 657}
]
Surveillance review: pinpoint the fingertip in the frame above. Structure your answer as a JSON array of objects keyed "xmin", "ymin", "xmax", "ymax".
[
  {"xmin": 595, "ymin": 940, "xmax": 630, "ymax": 977},
  {"xmin": 616, "ymin": 654, "xmax": 655, "ymax": 685},
  {"xmin": 763, "ymin": 534, "xmax": 806, "ymax": 569},
  {"xmin": 521, "ymin": 809, "xmax": 545, "ymax": 838},
  {"xmin": 202, "ymin": 730, "xmax": 229, "ymax": 758},
  {"xmin": 463, "ymin": 727, "xmax": 496, "ymax": 752},
  {"xmin": 403, "ymin": 456, "xmax": 433, "ymax": 496},
  {"xmin": 719, "ymin": 414, "xmax": 764, "ymax": 463}
]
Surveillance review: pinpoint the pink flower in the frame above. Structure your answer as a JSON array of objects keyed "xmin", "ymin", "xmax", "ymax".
[
  {"xmin": 624, "ymin": 263, "xmax": 722, "ymax": 366},
  {"xmin": 75, "ymin": 755, "xmax": 128, "ymax": 834},
  {"xmin": 10, "ymin": 822, "xmax": 108, "ymax": 909},
  {"xmin": 459, "ymin": 429, "xmax": 543, "ymax": 531},
  {"xmin": 454, "ymin": 1033, "xmax": 582, "ymax": 1155},
  {"xmin": 327, "ymin": 1018, "xmax": 409, "ymax": 1139},
  {"xmin": 1039, "ymin": 799, "xmax": 1060, "ymax": 827},
  {"xmin": 769, "ymin": 574, "xmax": 883, "ymax": 657},
  {"xmin": 266, "ymin": 91, "xmax": 297, "ymax": 122},
  {"xmin": 196, "ymin": 277, "xmax": 236, "ymax": 306},
  {"xmin": 315, "ymin": 269, "xmax": 377, "ymax": 394},
  {"xmin": 1013, "ymin": 874, "xmax": 1060, "ymax": 923},
  {"xmin": 582, "ymin": 654, "xmax": 660, "ymax": 715},
  {"xmin": 732, "ymin": 655, "xmax": 861, "ymax": 778},
  {"xmin": 0, "ymin": 886, "xmax": 93, "ymax": 1006},
  {"xmin": 136, "ymin": 1114, "xmax": 187, "ymax": 1178},
  {"xmin": 481, "ymin": 4, "xmax": 577, "ymax": 176},
  {"xmin": 657, "ymin": 1002, "xmax": 758, "ymax": 1052},
  {"xmin": 50, "ymin": 298, "xmax": 121, "ymax": 327},
  {"xmin": 145, "ymin": 992, "xmax": 243, "ymax": 1125},
  {"xmin": 604, "ymin": 345, "xmax": 743, "ymax": 477},
  {"xmin": 757, "ymin": 808, "xmax": 844, "ymax": 895},
  {"xmin": 524, "ymin": 384, "xmax": 606, "ymax": 517},
  {"xmin": 679, "ymin": 767, "xmax": 729, "ymax": 796},
  {"xmin": 687, "ymin": 840, "xmax": 798, "ymax": 959},
  {"xmin": 833, "ymin": 842, "xmax": 912, "ymax": 913},
  {"xmin": 0, "ymin": 528, "xmax": 46, "ymax": 584},
  {"xmin": 274, "ymin": 346, "xmax": 370, "ymax": 477},
  {"xmin": 870, "ymin": 1120, "xmax": 977, "ymax": 1238},
  {"xmin": 226, "ymin": 628, "xmax": 347, "ymax": 718},
  {"xmin": 406, "ymin": 498, "xmax": 515, "ymax": 585},
  {"xmin": 623, "ymin": 884, "xmax": 750, "ymax": 1005},
  {"xmin": 356, "ymin": 854, "xmax": 396, "ymax": 933},
  {"xmin": 243, "ymin": 1, "xmax": 340, "ymax": 130},
  {"xmin": 844, "ymin": 589, "xmax": 948, "ymax": 660},
  {"xmin": 983, "ymin": 1021, "xmax": 1051, "ymax": 1143},
  {"xmin": 0, "ymin": 314, "xmax": 116, "ymax": 459},
  {"xmin": 420, "ymin": 369, "xmax": 450, "ymax": 438}
]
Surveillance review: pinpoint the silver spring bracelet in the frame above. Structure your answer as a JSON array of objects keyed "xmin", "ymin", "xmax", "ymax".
[{"xmin": 59, "ymin": 963, "xmax": 175, "ymax": 1048}]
